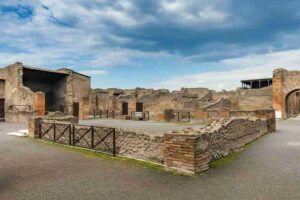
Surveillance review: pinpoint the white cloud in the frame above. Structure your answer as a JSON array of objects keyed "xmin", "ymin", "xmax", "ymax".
[
  {"xmin": 159, "ymin": 0, "xmax": 231, "ymax": 26},
  {"xmin": 157, "ymin": 49, "xmax": 300, "ymax": 91},
  {"xmin": 78, "ymin": 70, "xmax": 108, "ymax": 75}
]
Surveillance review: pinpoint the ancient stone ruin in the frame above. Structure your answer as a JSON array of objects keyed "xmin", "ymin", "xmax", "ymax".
[
  {"xmin": 2, "ymin": 62, "xmax": 300, "ymax": 175},
  {"xmin": 0, "ymin": 62, "xmax": 90, "ymax": 122}
]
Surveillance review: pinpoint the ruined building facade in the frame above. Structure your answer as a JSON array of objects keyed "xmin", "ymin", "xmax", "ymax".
[
  {"xmin": 0, "ymin": 62, "xmax": 298, "ymax": 123},
  {"xmin": 0, "ymin": 62, "xmax": 90, "ymax": 122},
  {"xmin": 91, "ymin": 67, "xmax": 300, "ymax": 121},
  {"xmin": 90, "ymin": 85, "xmax": 273, "ymax": 121},
  {"xmin": 273, "ymin": 68, "xmax": 300, "ymax": 119}
]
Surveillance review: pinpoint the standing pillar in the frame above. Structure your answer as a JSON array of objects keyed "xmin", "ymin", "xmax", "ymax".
[{"xmin": 34, "ymin": 92, "xmax": 45, "ymax": 116}]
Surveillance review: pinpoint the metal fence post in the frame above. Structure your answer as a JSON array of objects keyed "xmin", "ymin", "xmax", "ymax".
[
  {"xmin": 53, "ymin": 123, "xmax": 56, "ymax": 142},
  {"xmin": 72, "ymin": 124, "xmax": 75, "ymax": 146},
  {"xmin": 39, "ymin": 122, "xmax": 42, "ymax": 139},
  {"xmin": 69, "ymin": 124, "xmax": 72, "ymax": 146},
  {"xmin": 177, "ymin": 112, "xmax": 180, "ymax": 121},
  {"xmin": 91, "ymin": 126, "xmax": 94, "ymax": 149},
  {"xmin": 106, "ymin": 110, "xmax": 109, "ymax": 118},
  {"xmin": 113, "ymin": 128, "xmax": 116, "ymax": 156}
]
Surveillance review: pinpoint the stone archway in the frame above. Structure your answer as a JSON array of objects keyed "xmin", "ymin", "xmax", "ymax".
[
  {"xmin": 273, "ymin": 68, "xmax": 300, "ymax": 119},
  {"xmin": 285, "ymin": 89, "xmax": 300, "ymax": 118}
]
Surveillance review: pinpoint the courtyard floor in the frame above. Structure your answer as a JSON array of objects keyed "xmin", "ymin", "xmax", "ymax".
[
  {"xmin": 1, "ymin": 120, "xmax": 300, "ymax": 200},
  {"xmin": 80, "ymin": 118, "xmax": 204, "ymax": 135}
]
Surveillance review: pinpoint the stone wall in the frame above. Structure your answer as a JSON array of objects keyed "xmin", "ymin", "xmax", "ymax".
[
  {"xmin": 29, "ymin": 118, "xmax": 163, "ymax": 164},
  {"xmin": 29, "ymin": 116, "xmax": 273, "ymax": 175},
  {"xmin": 90, "ymin": 85, "xmax": 274, "ymax": 122},
  {"xmin": 59, "ymin": 69, "xmax": 91, "ymax": 119},
  {"xmin": 273, "ymin": 68, "xmax": 300, "ymax": 119},
  {"xmin": 229, "ymin": 109, "xmax": 275, "ymax": 133},
  {"xmin": 116, "ymin": 129, "xmax": 164, "ymax": 163},
  {"xmin": 164, "ymin": 117, "xmax": 270, "ymax": 175},
  {"xmin": 6, "ymin": 111, "xmax": 36, "ymax": 123}
]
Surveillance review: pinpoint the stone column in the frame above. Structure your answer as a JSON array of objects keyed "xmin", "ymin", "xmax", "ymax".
[
  {"xmin": 34, "ymin": 92, "xmax": 45, "ymax": 116},
  {"xmin": 164, "ymin": 133, "xmax": 209, "ymax": 175},
  {"xmin": 28, "ymin": 117, "xmax": 42, "ymax": 139}
]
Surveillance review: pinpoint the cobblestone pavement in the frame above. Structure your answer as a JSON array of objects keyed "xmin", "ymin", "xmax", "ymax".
[
  {"xmin": 80, "ymin": 118, "xmax": 204, "ymax": 135},
  {"xmin": 1, "ymin": 120, "xmax": 300, "ymax": 200}
]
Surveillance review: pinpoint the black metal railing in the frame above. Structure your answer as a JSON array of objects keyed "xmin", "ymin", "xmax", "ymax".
[
  {"xmin": 172, "ymin": 111, "xmax": 191, "ymax": 122},
  {"xmin": 39, "ymin": 122, "xmax": 116, "ymax": 156},
  {"xmin": 7, "ymin": 105, "xmax": 33, "ymax": 112},
  {"xmin": 0, "ymin": 108, "xmax": 4, "ymax": 119},
  {"xmin": 131, "ymin": 111, "xmax": 150, "ymax": 121},
  {"xmin": 93, "ymin": 110, "xmax": 123, "ymax": 119}
]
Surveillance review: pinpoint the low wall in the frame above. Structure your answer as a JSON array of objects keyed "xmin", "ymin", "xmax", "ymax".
[
  {"xmin": 229, "ymin": 109, "xmax": 275, "ymax": 133},
  {"xmin": 5, "ymin": 111, "xmax": 36, "ymax": 123},
  {"xmin": 164, "ymin": 117, "xmax": 269, "ymax": 175},
  {"xmin": 194, "ymin": 109, "xmax": 275, "ymax": 133},
  {"xmin": 29, "ymin": 116, "xmax": 273, "ymax": 175},
  {"xmin": 28, "ymin": 117, "xmax": 163, "ymax": 164},
  {"xmin": 116, "ymin": 130, "xmax": 163, "ymax": 163}
]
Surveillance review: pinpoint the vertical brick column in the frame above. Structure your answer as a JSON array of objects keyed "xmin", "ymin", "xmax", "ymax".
[
  {"xmin": 34, "ymin": 92, "xmax": 45, "ymax": 116},
  {"xmin": 79, "ymin": 97, "xmax": 90, "ymax": 119},
  {"xmin": 164, "ymin": 133, "xmax": 209, "ymax": 175},
  {"xmin": 28, "ymin": 117, "xmax": 42, "ymax": 139},
  {"xmin": 128, "ymin": 100, "xmax": 136, "ymax": 115},
  {"xmin": 272, "ymin": 69, "xmax": 285, "ymax": 119}
]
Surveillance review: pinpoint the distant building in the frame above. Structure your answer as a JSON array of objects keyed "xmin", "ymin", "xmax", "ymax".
[{"xmin": 241, "ymin": 78, "xmax": 272, "ymax": 89}]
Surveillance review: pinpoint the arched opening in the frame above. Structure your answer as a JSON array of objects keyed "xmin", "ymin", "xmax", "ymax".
[{"xmin": 286, "ymin": 89, "xmax": 300, "ymax": 118}]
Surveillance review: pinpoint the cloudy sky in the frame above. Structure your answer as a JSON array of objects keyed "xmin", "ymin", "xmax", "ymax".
[{"xmin": 1, "ymin": 0, "xmax": 300, "ymax": 91}]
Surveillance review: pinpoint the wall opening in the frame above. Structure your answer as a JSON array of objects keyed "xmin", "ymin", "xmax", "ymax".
[
  {"xmin": 136, "ymin": 102, "xmax": 143, "ymax": 112},
  {"xmin": 286, "ymin": 89, "xmax": 300, "ymax": 118},
  {"xmin": 22, "ymin": 68, "xmax": 68, "ymax": 113},
  {"xmin": 122, "ymin": 102, "xmax": 128, "ymax": 115},
  {"xmin": 0, "ymin": 98, "xmax": 4, "ymax": 120}
]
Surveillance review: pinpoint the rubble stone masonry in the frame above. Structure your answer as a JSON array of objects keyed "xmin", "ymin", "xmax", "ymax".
[
  {"xmin": 164, "ymin": 117, "xmax": 270, "ymax": 175},
  {"xmin": 30, "ymin": 115, "xmax": 273, "ymax": 175}
]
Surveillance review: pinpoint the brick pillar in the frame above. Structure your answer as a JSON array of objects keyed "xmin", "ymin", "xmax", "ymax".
[
  {"xmin": 79, "ymin": 97, "xmax": 90, "ymax": 119},
  {"xmin": 272, "ymin": 69, "xmax": 285, "ymax": 119},
  {"xmin": 164, "ymin": 133, "xmax": 209, "ymax": 175},
  {"xmin": 34, "ymin": 92, "xmax": 45, "ymax": 116},
  {"xmin": 28, "ymin": 117, "xmax": 42, "ymax": 139}
]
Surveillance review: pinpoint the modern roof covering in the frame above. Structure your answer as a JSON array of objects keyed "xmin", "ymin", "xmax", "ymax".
[
  {"xmin": 240, "ymin": 78, "xmax": 272, "ymax": 82},
  {"xmin": 241, "ymin": 78, "xmax": 272, "ymax": 89}
]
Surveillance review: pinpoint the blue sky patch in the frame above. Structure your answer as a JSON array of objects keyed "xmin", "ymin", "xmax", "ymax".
[
  {"xmin": 0, "ymin": 5, "xmax": 33, "ymax": 19},
  {"xmin": 0, "ymin": 1, "xmax": 300, "ymax": 90}
]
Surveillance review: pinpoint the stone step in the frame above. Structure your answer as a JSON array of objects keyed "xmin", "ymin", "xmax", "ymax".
[
  {"xmin": 18, "ymin": 129, "xmax": 28, "ymax": 134},
  {"xmin": 7, "ymin": 132, "xmax": 28, "ymax": 137}
]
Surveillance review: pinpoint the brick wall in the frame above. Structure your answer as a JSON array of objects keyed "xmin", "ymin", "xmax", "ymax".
[
  {"xmin": 29, "ymin": 116, "xmax": 272, "ymax": 175},
  {"xmin": 272, "ymin": 68, "xmax": 300, "ymax": 119},
  {"xmin": 164, "ymin": 117, "xmax": 270, "ymax": 175}
]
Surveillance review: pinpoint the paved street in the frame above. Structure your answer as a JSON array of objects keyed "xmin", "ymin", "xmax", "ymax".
[{"xmin": 1, "ymin": 120, "xmax": 300, "ymax": 200}]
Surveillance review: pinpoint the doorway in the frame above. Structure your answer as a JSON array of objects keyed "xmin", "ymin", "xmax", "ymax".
[
  {"xmin": 136, "ymin": 102, "xmax": 143, "ymax": 112},
  {"xmin": 0, "ymin": 98, "xmax": 4, "ymax": 120},
  {"xmin": 122, "ymin": 102, "xmax": 128, "ymax": 115}
]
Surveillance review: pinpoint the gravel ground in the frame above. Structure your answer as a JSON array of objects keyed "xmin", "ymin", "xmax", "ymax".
[
  {"xmin": 80, "ymin": 118, "xmax": 204, "ymax": 135},
  {"xmin": 1, "ymin": 120, "xmax": 300, "ymax": 200}
]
